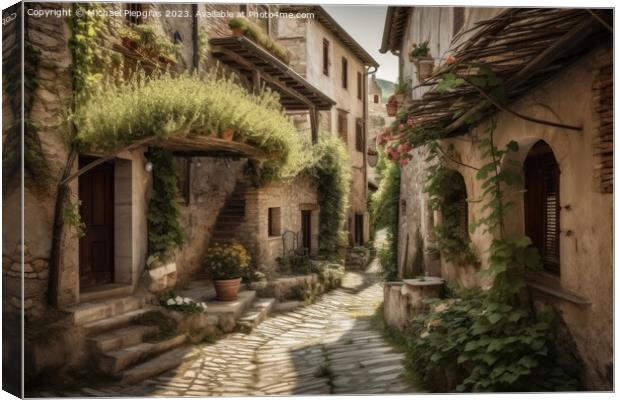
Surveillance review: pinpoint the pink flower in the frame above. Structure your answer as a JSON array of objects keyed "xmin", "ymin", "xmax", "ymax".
[
  {"xmin": 398, "ymin": 123, "xmax": 405, "ymax": 131},
  {"xmin": 446, "ymin": 55, "xmax": 456, "ymax": 65}
]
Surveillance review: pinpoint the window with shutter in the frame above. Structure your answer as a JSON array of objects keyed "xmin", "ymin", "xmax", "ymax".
[
  {"xmin": 322, "ymin": 39, "xmax": 330, "ymax": 76},
  {"xmin": 524, "ymin": 141, "xmax": 560, "ymax": 274},
  {"xmin": 337, "ymin": 110, "xmax": 348, "ymax": 143},
  {"xmin": 355, "ymin": 118, "xmax": 364, "ymax": 152}
]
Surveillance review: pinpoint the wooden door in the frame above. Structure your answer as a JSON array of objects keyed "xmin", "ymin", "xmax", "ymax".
[
  {"xmin": 79, "ymin": 156, "xmax": 115, "ymax": 288},
  {"xmin": 523, "ymin": 141, "xmax": 560, "ymax": 273},
  {"xmin": 301, "ymin": 210, "xmax": 312, "ymax": 253},
  {"xmin": 355, "ymin": 214, "xmax": 364, "ymax": 245}
]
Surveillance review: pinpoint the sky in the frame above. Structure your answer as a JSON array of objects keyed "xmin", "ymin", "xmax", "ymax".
[{"xmin": 322, "ymin": 5, "xmax": 399, "ymax": 83}]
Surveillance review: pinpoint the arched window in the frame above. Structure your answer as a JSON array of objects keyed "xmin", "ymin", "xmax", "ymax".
[
  {"xmin": 523, "ymin": 141, "xmax": 560, "ymax": 274},
  {"xmin": 441, "ymin": 171, "xmax": 468, "ymax": 241}
]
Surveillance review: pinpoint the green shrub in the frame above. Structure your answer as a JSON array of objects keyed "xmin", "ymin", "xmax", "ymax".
[
  {"xmin": 73, "ymin": 71, "xmax": 313, "ymax": 184},
  {"xmin": 406, "ymin": 291, "xmax": 581, "ymax": 392},
  {"xmin": 227, "ymin": 17, "xmax": 290, "ymax": 64},
  {"xmin": 203, "ymin": 242, "xmax": 252, "ymax": 280},
  {"xmin": 370, "ymin": 161, "xmax": 400, "ymax": 280},
  {"xmin": 305, "ymin": 136, "xmax": 352, "ymax": 254}
]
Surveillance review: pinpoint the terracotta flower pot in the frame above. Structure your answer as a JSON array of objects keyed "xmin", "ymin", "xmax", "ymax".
[
  {"xmin": 415, "ymin": 57, "xmax": 435, "ymax": 83},
  {"xmin": 214, "ymin": 277, "xmax": 242, "ymax": 301},
  {"xmin": 221, "ymin": 128, "xmax": 235, "ymax": 141},
  {"xmin": 231, "ymin": 27, "xmax": 243, "ymax": 37}
]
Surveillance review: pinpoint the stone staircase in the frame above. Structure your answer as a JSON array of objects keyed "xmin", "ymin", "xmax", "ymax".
[
  {"xmin": 68, "ymin": 295, "xmax": 195, "ymax": 384},
  {"xmin": 211, "ymin": 183, "xmax": 248, "ymax": 245}
]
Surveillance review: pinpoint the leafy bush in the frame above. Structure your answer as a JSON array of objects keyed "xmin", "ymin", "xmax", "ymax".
[
  {"xmin": 227, "ymin": 17, "xmax": 290, "ymax": 64},
  {"xmin": 305, "ymin": 136, "xmax": 352, "ymax": 254},
  {"xmin": 147, "ymin": 149, "xmax": 185, "ymax": 258},
  {"xmin": 409, "ymin": 41, "xmax": 431, "ymax": 58},
  {"xmin": 370, "ymin": 161, "xmax": 401, "ymax": 280},
  {"xmin": 204, "ymin": 242, "xmax": 251, "ymax": 280},
  {"xmin": 73, "ymin": 71, "xmax": 313, "ymax": 184},
  {"xmin": 406, "ymin": 292, "xmax": 581, "ymax": 392}
]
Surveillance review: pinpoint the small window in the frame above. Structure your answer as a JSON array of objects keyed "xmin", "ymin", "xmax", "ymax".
[
  {"xmin": 322, "ymin": 39, "xmax": 330, "ymax": 76},
  {"xmin": 355, "ymin": 118, "xmax": 364, "ymax": 152},
  {"xmin": 337, "ymin": 110, "xmax": 348, "ymax": 143},
  {"xmin": 239, "ymin": 5, "xmax": 247, "ymax": 15},
  {"xmin": 342, "ymin": 57, "xmax": 348, "ymax": 89},
  {"xmin": 126, "ymin": 3, "xmax": 144, "ymax": 25},
  {"xmin": 268, "ymin": 207, "xmax": 282, "ymax": 237},
  {"xmin": 357, "ymin": 72, "xmax": 362, "ymax": 100},
  {"xmin": 175, "ymin": 157, "xmax": 191, "ymax": 206},
  {"xmin": 453, "ymin": 8, "xmax": 465, "ymax": 36},
  {"xmin": 373, "ymin": 94, "xmax": 380, "ymax": 104}
]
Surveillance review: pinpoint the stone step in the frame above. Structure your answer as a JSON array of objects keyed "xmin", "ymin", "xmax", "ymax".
[
  {"xmin": 79, "ymin": 284, "xmax": 134, "ymax": 303},
  {"xmin": 237, "ymin": 298, "xmax": 276, "ymax": 334},
  {"xmin": 272, "ymin": 300, "xmax": 303, "ymax": 313},
  {"xmin": 206, "ymin": 290, "xmax": 257, "ymax": 320},
  {"xmin": 99, "ymin": 334, "xmax": 187, "ymax": 374},
  {"xmin": 68, "ymin": 296, "xmax": 143, "ymax": 326},
  {"xmin": 88, "ymin": 325, "xmax": 159, "ymax": 353},
  {"xmin": 120, "ymin": 345, "xmax": 198, "ymax": 384},
  {"xmin": 82, "ymin": 308, "xmax": 153, "ymax": 336}
]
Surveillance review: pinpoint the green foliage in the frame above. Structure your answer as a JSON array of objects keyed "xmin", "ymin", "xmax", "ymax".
[
  {"xmin": 423, "ymin": 144, "xmax": 477, "ymax": 266},
  {"xmin": 147, "ymin": 149, "xmax": 186, "ymax": 259},
  {"xmin": 73, "ymin": 71, "xmax": 312, "ymax": 184},
  {"xmin": 406, "ymin": 293, "xmax": 581, "ymax": 392},
  {"xmin": 69, "ymin": 3, "xmax": 113, "ymax": 98},
  {"xmin": 62, "ymin": 199, "xmax": 85, "ymax": 238},
  {"xmin": 228, "ymin": 17, "xmax": 290, "ymax": 64},
  {"xmin": 131, "ymin": 310, "xmax": 178, "ymax": 340},
  {"xmin": 370, "ymin": 162, "xmax": 400, "ymax": 280},
  {"xmin": 305, "ymin": 136, "xmax": 352, "ymax": 254},
  {"xmin": 409, "ymin": 40, "xmax": 431, "ymax": 58},
  {"xmin": 119, "ymin": 23, "xmax": 180, "ymax": 62},
  {"xmin": 203, "ymin": 242, "xmax": 251, "ymax": 280}
]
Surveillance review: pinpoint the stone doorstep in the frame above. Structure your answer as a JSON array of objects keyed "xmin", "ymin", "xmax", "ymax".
[
  {"xmin": 120, "ymin": 345, "xmax": 198, "ymax": 385},
  {"xmin": 88, "ymin": 325, "xmax": 159, "ymax": 353},
  {"xmin": 79, "ymin": 283, "xmax": 134, "ymax": 303},
  {"xmin": 237, "ymin": 298, "xmax": 276, "ymax": 334},
  {"xmin": 202, "ymin": 290, "xmax": 256, "ymax": 320},
  {"xmin": 68, "ymin": 295, "xmax": 143, "ymax": 326},
  {"xmin": 99, "ymin": 334, "xmax": 187, "ymax": 374},
  {"xmin": 82, "ymin": 307, "xmax": 155, "ymax": 336}
]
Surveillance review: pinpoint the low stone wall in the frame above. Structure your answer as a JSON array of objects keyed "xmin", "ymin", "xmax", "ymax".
[
  {"xmin": 346, "ymin": 247, "xmax": 371, "ymax": 270},
  {"xmin": 383, "ymin": 279, "xmax": 444, "ymax": 331}
]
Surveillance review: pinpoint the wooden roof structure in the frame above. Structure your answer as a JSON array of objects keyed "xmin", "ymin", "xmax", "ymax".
[
  {"xmin": 210, "ymin": 36, "xmax": 335, "ymax": 111},
  {"xmin": 379, "ymin": 7, "xmax": 412, "ymax": 54},
  {"xmin": 403, "ymin": 8, "xmax": 613, "ymax": 136}
]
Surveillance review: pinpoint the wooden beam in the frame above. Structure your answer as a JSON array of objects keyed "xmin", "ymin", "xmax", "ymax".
[
  {"xmin": 59, "ymin": 137, "xmax": 156, "ymax": 186},
  {"xmin": 309, "ymin": 106, "xmax": 318, "ymax": 144}
]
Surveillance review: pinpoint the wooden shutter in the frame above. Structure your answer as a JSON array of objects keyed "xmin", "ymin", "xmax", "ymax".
[
  {"xmin": 322, "ymin": 39, "xmax": 330, "ymax": 76},
  {"xmin": 337, "ymin": 110, "xmax": 348, "ymax": 143},
  {"xmin": 355, "ymin": 118, "xmax": 364, "ymax": 152},
  {"xmin": 524, "ymin": 141, "xmax": 560, "ymax": 274}
]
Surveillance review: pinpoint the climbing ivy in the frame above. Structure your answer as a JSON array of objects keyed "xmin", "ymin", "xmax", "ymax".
[
  {"xmin": 305, "ymin": 136, "xmax": 352, "ymax": 254},
  {"xmin": 370, "ymin": 156, "xmax": 400, "ymax": 281},
  {"xmin": 147, "ymin": 149, "xmax": 186, "ymax": 259}
]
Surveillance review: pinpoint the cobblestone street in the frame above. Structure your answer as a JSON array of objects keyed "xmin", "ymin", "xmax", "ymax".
[{"xmin": 47, "ymin": 260, "xmax": 418, "ymax": 397}]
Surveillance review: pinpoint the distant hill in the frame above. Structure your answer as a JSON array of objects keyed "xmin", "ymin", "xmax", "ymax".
[{"xmin": 377, "ymin": 79, "xmax": 395, "ymax": 102}]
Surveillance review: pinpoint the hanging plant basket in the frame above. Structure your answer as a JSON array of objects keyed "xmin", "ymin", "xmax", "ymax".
[{"xmin": 414, "ymin": 57, "xmax": 435, "ymax": 83}]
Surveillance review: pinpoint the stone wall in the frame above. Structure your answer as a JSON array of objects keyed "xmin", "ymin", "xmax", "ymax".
[{"xmin": 175, "ymin": 158, "xmax": 247, "ymax": 283}]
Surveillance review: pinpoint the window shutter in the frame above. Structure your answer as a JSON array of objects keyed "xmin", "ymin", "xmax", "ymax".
[{"xmin": 542, "ymin": 156, "xmax": 560, "ymax": 272}]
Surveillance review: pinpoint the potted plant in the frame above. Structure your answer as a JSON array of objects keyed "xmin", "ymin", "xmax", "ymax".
[
  {"xmin": 394, "ymin": 80, "xmax": 410, "ymax": 103},
  {"xmin": 221, "ymin": 128, "xmax": 235, "ymax": 141},
  {"xmin": 204, "ymin": 242, "xmax": 251, "ymax": 301},
  {"xmin": 409, "ymin": 41, "xmax": 435, "ymax": 82},
  {"xmin": 228, "ymin": 17, "xmax": 247, "ymax": 37}
]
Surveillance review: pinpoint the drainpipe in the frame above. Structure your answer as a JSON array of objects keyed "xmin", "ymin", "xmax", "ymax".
[{"xmin": 191, "ymin": 4, "xmax": 199, "ymax": 71}]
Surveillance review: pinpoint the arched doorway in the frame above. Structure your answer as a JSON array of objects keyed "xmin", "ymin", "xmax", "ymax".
[{"xmin": 523, "ymin": 140, "xmax": 560, "ymax": 274}]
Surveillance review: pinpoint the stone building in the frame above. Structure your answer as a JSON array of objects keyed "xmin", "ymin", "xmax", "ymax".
[
  {"xmin": 274, "ymin": 5, "xmax": 379, "ymax": 246},
  {"xmin": 380, "ymin": 6, "xmax": 613, "ymax": 390},
  {"xmin": 366, "ymin": 74, "xmax": 392, "ymax": 191},
  {"xmin": 1, "ymin": 2, "xmax": 370, "ymax": 387}
]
